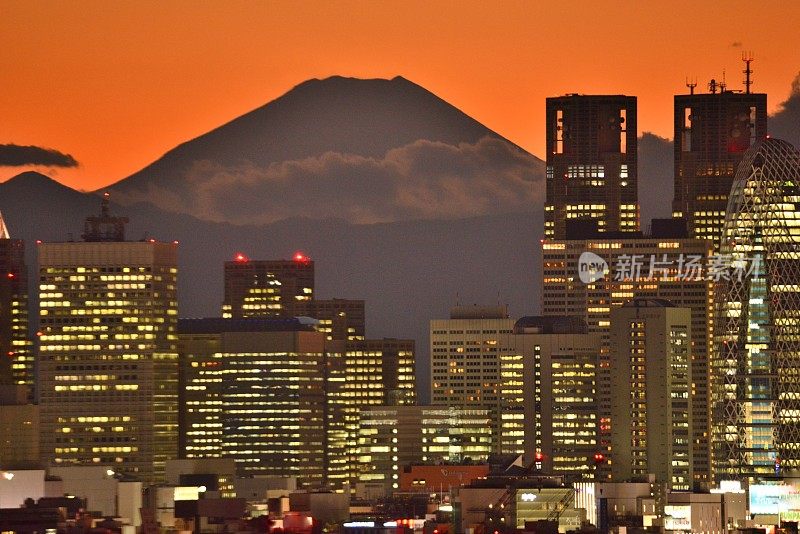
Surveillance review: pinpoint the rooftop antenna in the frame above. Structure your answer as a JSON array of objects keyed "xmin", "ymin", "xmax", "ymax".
[
  {"xmin": 708, "ymin": 78, "xmax": 718, "ymax": 94},
  {"xmin": 720, "ymin": 69, "xmax": 727, "ymax": 92},
  {"xmin": 742, "ymin": 52, "xmax": 754, "ymax": 94},
  {"xmin": 685, "ymin": 77, "xmax": 697, "ymax": 95}
]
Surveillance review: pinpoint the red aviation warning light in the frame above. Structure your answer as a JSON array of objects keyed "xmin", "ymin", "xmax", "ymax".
[
  {"xmin": 234, "ymin": 252, "xmax": 249, "ymax": 263},
  {"xmin": 293, "ymin": 251, "xmax": 310, "ymax": 263},
  {"xmin": 535, "ymin": 452, "xmax": 544, "ymax": 461},
  {"xmin": 594, "ymin": 453, "xmax": 605, "ymax": 463}
]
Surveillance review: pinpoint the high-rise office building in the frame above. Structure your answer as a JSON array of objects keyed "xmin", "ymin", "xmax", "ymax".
[
  {"xmin": 222, "ymin": 253, "xmax": 314, "ymax": 318},
  {"xmin": 178, "ymin": 318, "xmax": 410, "ymax": 487},
  {"xmin": 356, "ymin": 406, "xmax": 492, "ymax": 492},
  {"xmin": 712, "ymin": 138, "xmax": 800, "ymax": 483},
  {"xmin": 178, "ymin": 317, "xmax": 327, "ymax": 486},
  {"xmin": 0, "ymin": 212, "xmax": 32, "ymax": 392},
  {"xmin": 541, "ymin": 229, "xmax": 713, "ymax": 485},
  {"xmin": 610, "ymin": 299, "xmax": 693, "ymax": 490},
  {"xmin": 222, "ymin": 254, "xmax": 365, "ymax": 341},
  {"xmin": 512, "ymin": 316, "xmax": 601, "ymax": 481},
  {"xmin": 38, "ymin": 196, "xmax": 178, "ymax": 483},
  {"xmin": 672, "ymin": 84, "xmax": 767, "ymax": 248},
  {"xmin": 545, "ymin": 94, "xmax": 639, "ymax": 238},
  {"xmin": 327, "ymin": 338, "xmax": 416, "ymax": 486},
  {"xmin": 430, "ymin": 306, "xmax": 515, "ymax": 452}
]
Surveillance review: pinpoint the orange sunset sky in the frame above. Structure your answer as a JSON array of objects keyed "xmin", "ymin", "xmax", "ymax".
[{"xmin": 2, "ymin": 1, "xmax": 800, "ymax": 191}]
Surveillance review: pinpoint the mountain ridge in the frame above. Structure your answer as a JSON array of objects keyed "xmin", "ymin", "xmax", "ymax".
[
  {"xmin": 103, "ymin": 75, "xmax": 545, "ymax": 225},
  {"xmin": 107, "ymin": 75, "xmax": 529, "ymax": 194}
]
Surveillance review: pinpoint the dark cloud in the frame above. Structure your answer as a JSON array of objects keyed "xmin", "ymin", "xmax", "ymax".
[
  {"xmin": 769, "ymin": 72, "xmax": 800, "ymax": 148},
  {"xmin": 638, "ymin": 132, "xmax": 674, "ymax": 225},
  {"xmin": 0, "ymin": 144, "xmax": 78, "ymax": 167},
  {"xmin": 114, "ymin": 136, "xmax": 545, "ymax": 225}
]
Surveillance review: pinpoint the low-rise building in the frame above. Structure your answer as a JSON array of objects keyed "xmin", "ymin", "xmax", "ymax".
[{"xmin": 398, "ymin": 464, "xmax": 489, "ymax": 493}]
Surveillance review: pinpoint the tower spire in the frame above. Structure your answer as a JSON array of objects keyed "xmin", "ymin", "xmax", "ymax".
[
  {"xmin": 742, "ymin": 52, "xmax": 754, "ymax": 94},
  {"xmin": 0, "ymin": 210, "xmax": 10, "ymax": 239}
]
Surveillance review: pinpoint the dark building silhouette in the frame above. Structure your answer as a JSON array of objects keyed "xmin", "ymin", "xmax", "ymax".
[
  {"xmin": 545, "ymin": 94, "xmax": 639, "ymax": 238},
  {"xmin": 672, "ymin": 85, "xmax": 767, "ymax": 248},
  {"xmin": 0, "ymin": 212, "xmax": 32, "ymax": 392}
]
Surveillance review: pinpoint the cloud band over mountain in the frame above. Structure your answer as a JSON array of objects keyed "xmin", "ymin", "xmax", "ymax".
[
  {"xmin": 0, "ymin": 144, "xmax": 78, "ymax": 167},
  {"xmin": 115, "ymin": 136, "xmax": 545, "ymax": 225}
]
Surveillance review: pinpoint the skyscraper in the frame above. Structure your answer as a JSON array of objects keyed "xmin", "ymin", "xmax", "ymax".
[
  {"xmin": 672, "ymin": 85, "xmax": 767, "ymax": 248},
  {"xmin": 0, "ymin": 212, "xmax": 32, "ymax": 392},
  {"xmin": 513, "ymin": 316, "xmax": 601, "ymax": 480},
  {"xmin": 222, "ymin": 253, "xmax": 314, "ymax": 318},
  {"xmin": 222, "ymin": 254, "xmax": 365, "ymax": 341},
  {"xmin": 541, "ymin": 230, "xmax": 713, "ymax": 485},
  {"xmin": 38, "ymin": 195, "xmax": 179, "ymax": 483},
  {"xmin": 610, "ymin": 299, "xmax": 693, "ymax": 490},
  {"xmin": 178, "ymin": 316, "xmax": 413, "ymax": 487},
  {"xmin": 326, "ymin": 338, "xmax": 416, "ymax": 485},
  {"xmin": 545, "ymin": 94, "xmax": 639, "ymax": 238},
  {"xmin": 178, "ymin": 317, "xmax": 327, "ymax": 486},
  {"xmin": 712, "ymin": 137, "xmax": 800, "ymax": 483},
  {"xmin": 430, "ymin": 306, "xmax": 515, "ymax": 452}
]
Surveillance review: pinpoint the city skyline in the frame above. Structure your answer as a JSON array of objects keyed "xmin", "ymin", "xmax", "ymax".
[
  {"xmin": 1, "ymin": 2, "xmax": 800, "ymax": 190},
  {"xmin": 4, "ymin": 5, "xmax": 800, "ymax": 532}
]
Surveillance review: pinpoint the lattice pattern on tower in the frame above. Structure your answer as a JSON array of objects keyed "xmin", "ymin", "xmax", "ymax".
[{"xmin": 712, "ymin": 137, "xmax": 800, "ymax": 483}]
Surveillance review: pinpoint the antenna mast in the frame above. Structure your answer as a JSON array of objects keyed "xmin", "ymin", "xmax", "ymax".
[
  {"xmin": 742, "ymin": 52, "xmax": 754, "ymax": 94},
  {"xmin": 685, "ymin": 77, "xmax": 697, "ymax": 95}
]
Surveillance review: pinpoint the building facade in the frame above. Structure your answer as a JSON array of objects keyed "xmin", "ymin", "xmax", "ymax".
[
  {"xmin": 672, "ymin": 89, "xmax": 767, "ymax": 248},
  {"xmin": 356, "ymin": 406, "xmax": 492, "ymax": 492},
  {"xmin": 541, "ymin": 232, "xmax": 713, "ymax": 486},
  {"xmin": 711, "ymin": 138, "xmax": 800, "ymax": 482},
  {"xmin": 545, "ymin": 94, "xmax": 639, "ymax": 238},
  {"xmin": 430, "ymin": 306, "xmax": 515, "ymax": 453},
  {"xmin": 222, "ymin": 254, "xmax": 314, "ymax": 318},
  {"xmin": 610, "ymin": 299, "xmax": 693, "ymax": 490},
  {"xmin": 38, "ymin": 197, "xmax": 178, "ymax": 483},
  {"xmin": 513, "ymin": 316, "xmax": 601, "ymax": 480},
  {"xmin": 326, "ymin": 338, "xmax": 416, "ymax": 486},
  {"xmin": 178, "ymin": 317, "xmax": 327, "ymax": 487}
]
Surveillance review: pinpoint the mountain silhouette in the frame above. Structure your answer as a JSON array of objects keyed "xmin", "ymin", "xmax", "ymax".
[{"xmin": 106, "ymin": 76, "xmax": 544, "ymax": 224}]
